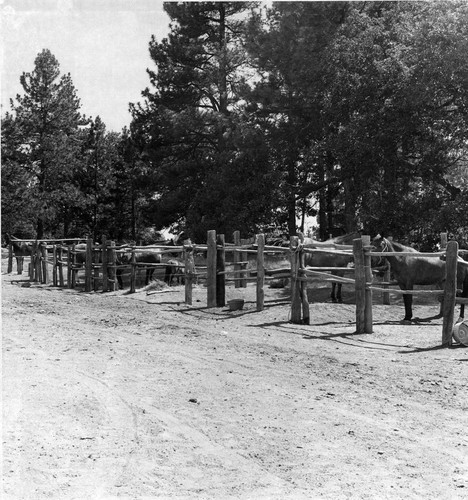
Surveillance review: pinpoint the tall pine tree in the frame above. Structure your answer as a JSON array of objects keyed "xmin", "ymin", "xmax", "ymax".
[
  {"xmin": 3, "ymin": 49, "xmax": 87, "ymax": 238},
  {"xmin": 131, "ymin": 2, "xmax": 278, "ymax": 240}
]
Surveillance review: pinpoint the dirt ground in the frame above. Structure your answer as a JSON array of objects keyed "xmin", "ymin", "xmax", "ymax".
[{"xmin": 2, "ymin": 255, "xmax": 468, "ymax": 500}]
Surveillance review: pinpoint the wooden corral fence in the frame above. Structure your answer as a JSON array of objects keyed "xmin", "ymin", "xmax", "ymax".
[
  {"xmin": 364, "ymin": 237, "xmax": 467, "ymax": 347},
  {"xmin": 7, "ymin": 232, "xmax": 465, "ymax": 347}
]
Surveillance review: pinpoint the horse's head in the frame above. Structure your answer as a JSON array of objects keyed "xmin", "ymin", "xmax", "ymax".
[
  {"xmin": 370, "ymin": 234, "xmax": 390, "ymax": 269},
  {"xmin": 372, "ymin": 234, "xmax": 390, "ymax": 252}
]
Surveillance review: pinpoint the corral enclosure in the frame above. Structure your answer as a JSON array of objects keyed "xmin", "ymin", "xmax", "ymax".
[
  {"xmin": 7, "ymin": 231, "xmax": 465, "ymax": 347},
  {"xmin": 2, "ymin": 251, "xmax": 468, "ymax": 499}
]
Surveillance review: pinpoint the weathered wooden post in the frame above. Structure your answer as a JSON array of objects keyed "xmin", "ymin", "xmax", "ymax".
[
  {"xmin": 57, "ymin": 244, "xmax": 64, "ymax": 287},
  {"xmin": 300, "ymin": 247, "xmax": 310, "ymax": 325},
  {"xmin": 363, "ymin": 235, "xmax": 373, "ymax": 333},
  {"xmin": 442, "ymin": 240, "xmax": 458, "ymax": 346},
  {"xmin": 28, "ymin": 247, "xmax": 34, "ymax": 280},
  {"xmin": 69, "ymin": 244, "xmax": 76, "ymax": 289},
  {"xmin": 129, "ymin": 247, "xmax": 137, "ymax": 293},
  {"xmin": 7, "ymin": 242, "xmax": 13, "ymax": 274},
  {"xmin": 184, "ymin": 242, "xmax": 195, "ymax": 305},
  {"xmin": 93, "ymin": 243, "xmax": 100, "ymax": 292},
  {"xmin": 216, "ymin": 234, "xmax": 226, "ymax": 307},
  {"xmin": 85, "ymin": 237, "xmax": 93, "ymax": 292},
  {"xmin": 233, "ymin": 230, "xmax": 241, "ymax": 289},
  {"xmin": 207, "ymin": 230, "xmax": 217, "ymax": 307},
  {"xmin": 290, "ymin": 236, "xmax": 302, "ymax": 324},
  {"xmin": 108, "ymin": 241, "xmax": 116, "ymax": 291},
  {"xmin": 33, "ymin": 242, "xmax": 41, "ymax": 283},
  {"xmin": 101, "ymin": 236, "xmax": 108, "ymax": 292},
  {"xmin": 256, "ymin": 233, "xmax": 265, "ymax": 311},
  {"xmin": 241, "ymin": 238, "xmax": 249, "ymax": 288},
  {"xmin": 354, "ymin": 238, "xmax": 366, "ymax": 333},
  {"xmin": 67, "ymin": 244, "xmax": 72, "ymax": 287},
  {"xmin": 40, "ymin": 243, "xmax": 49, "ymax": 284},
  {"xmin": 52, "ymin": 245, "xmax": 58, "ymax": 286}
]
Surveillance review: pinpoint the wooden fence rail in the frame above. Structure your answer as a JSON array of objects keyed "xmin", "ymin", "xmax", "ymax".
[{"xmin": 6, "ymin": 231, "xmax": 462, "ymax": 346}]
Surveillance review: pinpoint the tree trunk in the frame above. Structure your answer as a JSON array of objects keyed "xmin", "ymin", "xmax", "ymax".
[
  {"xmin": 343, "ymin": 177, "xmax": 357, "ymax": 233},
  {"xmin": 37, "ymin": 218, "xmax": 44, "ymax": 239}
]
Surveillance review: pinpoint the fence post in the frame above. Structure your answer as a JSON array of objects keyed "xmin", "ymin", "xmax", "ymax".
[
  {"xmin": 41, "ymin": 243, "xmax": 49, "ymax": 284},
  {"xmin": 256, "ymin": 234, "xmax": 265, "ymax": 311},
  {"xmin": 290, "ymin": 236, "xmax": 302, "ymax": 323},
  {"xmin": 93, "ymin": 243, "xmax": 100, "ymax": 292},
  {"xmin": 28, "ymin": 250, "xmax": 33, "ymax": 280},
  {"xmin": 442, "ymin": 240, "xmax": 458, "ymax": 346},
  {"xmin": 241, "ymin": 238, "xmax": 249, "ymax": 288},
  {"xmin": 184, "ymin": 242, "xmax": 195, "ymax": 305},
  {"xmin": 216, "ymin": 234, "xmax": 226, "ymax": 307},
  {"xmin": 7, "ymin": 242, "xmax": 13, "ymax": 274},
  {"xmin": 108, "ymin": 241, "xmax": 116, "ymax": 291},
  {"xmin": 300, "ymin": 248, "xmax": 310, "ymax": 325},
  {"xmin": 102, "ymin": 236, "xmax": 108, "ymax": 292},
  {"xmin": 362, "ymin": 235, "xmax": 373, "ymax": 333},
  {"xmin": 354, "ymin": 238, "xmax": 365, "ymax": 333},
  {"xmin": 58, "ymin": 244, "xmax": 64, "ymax": 287},
  {"xmin": 85, "ymin": 237, "xmax": 93, "ymax": 292},
  {"xmin": 233, "ymin": 230, "xmax": 241, "ymax": 289},
  {"xmin": 52, "ymin": 245, "xmax": 58, "ymax": 286},
  {"xmin": 129, "ymin": 247, "xmax": 136, "ymax": 293},
  {"xmin": 69, "ymin": 244, "xmax": 76, "ymax": 289},
  {"xmin": 33, "ymin": 242, "xmax": 41, "ymax": 283},
  {"xmin": 207, "ymin": 230, "xmax": 217, "ymax": 307}
]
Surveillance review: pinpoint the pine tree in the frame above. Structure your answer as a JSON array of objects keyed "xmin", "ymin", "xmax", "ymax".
[
  {"xmin": 131, "ymin": 2, "xmax": 278, "ymax": 240},
  {"xmin": 3, "ymin": 49, "xmax": 88, "ymax": 238}
]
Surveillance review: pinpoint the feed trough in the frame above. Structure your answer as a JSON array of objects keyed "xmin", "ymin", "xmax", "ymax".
[{"xmin": 227, "ymin": 299, "xmax": 244, "ymax": 311}]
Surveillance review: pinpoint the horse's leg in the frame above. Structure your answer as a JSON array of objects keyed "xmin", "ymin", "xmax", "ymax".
[
  {"xmin": 437, "ymin": 284, "xmax": 444, "ymax": 318},
  {"xmin": 164, "ymin": 265, "xmax": 171, "ymax": 284},
  {"xmin": 337, "ymin": 284, "xmax": 343, "ymax": 303},
  {"xmin": 146, "ymin": 267, "xmax": 155, "ymax": 285},
  {"xmin": 402, "ymin": 285, "xmax": 413, "ymax": 322},
  {"xmin": 330, "ymin": 282, "xmax": 337, "ymax": 303},
  {"xmin": 458, "ymin": 277, "xmax": 467, "ymax": 321},
  {"xmin": 17, "ymin": 256, "xmax": 24, "ymax": 274},
  {"xmin": 116, "ymin": 268, "xmax": 124, "ymax": 289}
]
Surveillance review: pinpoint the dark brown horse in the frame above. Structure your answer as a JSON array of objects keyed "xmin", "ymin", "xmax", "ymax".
[
  {"xmin": 116, "ymin": 248, "xmax": 162, "ymax": 289},
  {"xmin": 372, "ymin": 235, "xmax": 468, "ymax": 322},
  {"xmin": 73, "ymin": 244, "xmax": 162, "ymax": 289},
  {"xmin": 302, "ymin": 232, "xmax": 360, "ymax": 302},
  {"xmin": 4, "ymin": 234, "xmax": 33, "ymax": 274}
]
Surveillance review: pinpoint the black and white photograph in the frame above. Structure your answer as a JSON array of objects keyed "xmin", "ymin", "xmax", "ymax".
[{"xmin": 2, "ymin": 1, "xmax": 468, "ymax": 498}]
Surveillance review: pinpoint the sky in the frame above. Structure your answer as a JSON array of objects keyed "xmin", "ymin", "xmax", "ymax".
[{"xmin": 1, "ymin": 0, "xmax": 171, "ymax": 131}]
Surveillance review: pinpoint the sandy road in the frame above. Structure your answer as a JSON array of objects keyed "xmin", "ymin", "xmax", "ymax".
[{"xmin": 2, "ymin": 262, "xmax": 468, "ymax": 499}]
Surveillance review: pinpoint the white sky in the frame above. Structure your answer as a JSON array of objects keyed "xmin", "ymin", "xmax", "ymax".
[{"xmin": 1, "ymin": 0, "xmax": 171, "ymax": 132}]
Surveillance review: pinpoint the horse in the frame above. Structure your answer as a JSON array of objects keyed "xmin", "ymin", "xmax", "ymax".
[
  {"xmin": 115, "ymin": 248, "xmax": 162, "ymax": 289},
  {"xmin": 164, "ymin": 259, "xmax": 185, "ymax": 286},
  {"xmin": 372, "ymin": 235, "xmax": 468, "ymax": 322},
  {"xmin": 72, "ymin": 244, "xmax": 162, "ymax": 290},
  {"xmin": 301, "ymin": 232, "xmax": 361, "ymax": 303},
  {"xmin": 4, "ymin": 234, "xmax": 33, "ymax": 274}
]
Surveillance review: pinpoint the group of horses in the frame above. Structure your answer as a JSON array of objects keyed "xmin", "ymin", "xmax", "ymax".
[
  {"xmin": 271, "ymin": 231, "xmax": 467, "ymax": 322},
  {"xmin": 4, "ymin": 235, "xmax": 184, "ymax": 290},
  {"xmin": 5, "ymin": 232, "xmax": 468, "ymax": 322}
]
